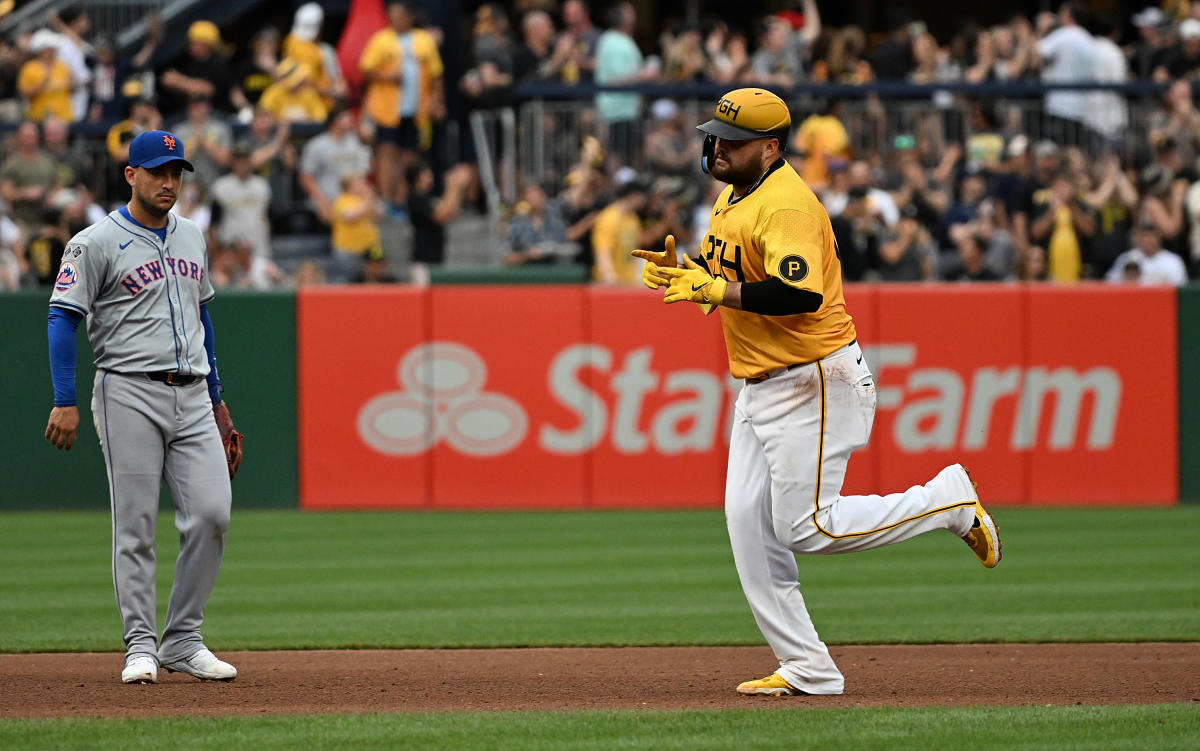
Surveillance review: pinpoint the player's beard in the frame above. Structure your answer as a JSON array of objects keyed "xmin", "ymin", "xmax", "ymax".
[
  {"xmin": 710, "ymin": 145, "xmax": 768, "ymax": 189},
  {"xmin": 133, "ymin": 186, "xmax": 176, "ymax": 220}
]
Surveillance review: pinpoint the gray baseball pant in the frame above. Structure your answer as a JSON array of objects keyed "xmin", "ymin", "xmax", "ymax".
[{"xmin": 91, "ymin": 370, "xmax": 231, "ymax": 665}]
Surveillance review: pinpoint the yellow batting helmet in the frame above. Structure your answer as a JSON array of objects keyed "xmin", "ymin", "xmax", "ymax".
[{"xmin": 697, "ymin": 88, "xmax": 792, "ymax": 173}]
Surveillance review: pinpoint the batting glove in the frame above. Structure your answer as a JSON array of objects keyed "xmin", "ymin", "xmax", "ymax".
[
  {"xmin": 631, "ymin": 234, "xmax": 678, "ymax": 290},
  {"xmin": 660, "ymin": 256, "xmax": 727, "ymax": 306}
]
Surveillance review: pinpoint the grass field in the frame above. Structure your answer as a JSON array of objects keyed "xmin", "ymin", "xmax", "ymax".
[{"xmin": 1, "ymin": 507, "xmax": 1197, "ymax": 748}]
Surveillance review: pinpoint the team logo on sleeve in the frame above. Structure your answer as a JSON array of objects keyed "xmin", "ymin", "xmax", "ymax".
[
  {"xmin": 54, "ymin": 262, "xmax": 78, "ymax": 291},
  {"xmin": 779, "ymin": 255, "xmax": 809, "ymax": 283}
]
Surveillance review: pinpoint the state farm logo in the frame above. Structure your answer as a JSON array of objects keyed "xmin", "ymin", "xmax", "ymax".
[{"xmin": 357, "ymin": 342, "xmax": 528, "ymax": 456}]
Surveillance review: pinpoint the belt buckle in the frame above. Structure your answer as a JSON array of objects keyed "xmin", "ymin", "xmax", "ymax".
[{"xmin": 165, "ymin": 372, "xmax": 185, "ymax": 386}]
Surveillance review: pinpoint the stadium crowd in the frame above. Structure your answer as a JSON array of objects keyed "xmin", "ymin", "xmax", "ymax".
[{"xmin": 0, "ymin": 0, "xmax": 1198, "ymax": 292}]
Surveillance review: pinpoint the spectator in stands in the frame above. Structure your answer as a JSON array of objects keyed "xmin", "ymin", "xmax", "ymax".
[
  {"xmin": 0, "ymin": 121, "xmax": 61, "ymax": 231},
  {"xmin": 514, "ymin": 10, "xmax": 557, "ymax": 82},
  {"xmin": 791, "ymin": 99, "xmax": 850, "ymax": 191},
  {"xmin": 1105, "ymin": 221, "xmax": 1189, "ymax": 284},
  {"xmin": 1029, "ymin": 169, "xmax": 1096, "ymax": 281},
  {"xmin": 945, "ymin": 226, "xmax": 1003, "ymax": 281},
  {"xmin": 405, "ymin": 161, "xmax": 473, "ymax": 285},
  {"xmin": 589, "ymin": 177, "xmax": 648, "ymax": 285},
  {"xmin": 1081, "ymin": 153, "xmax": 1138, "ymax": 278},
  {"xmin": 360, "ymin": 0, "xmax": 445, "ymax": 209},
  {"xmin": 18, "ymin": 29, "xmax": 74, "ymax": 123},
  {"xmin": 502, "ymin": 182, "xmax": 573, "ymax": 265},
  {"xmin": 1137, "ymin": 163, "xmax": 1189, "ymax": 257},
  {"xmin": 244, "ymin": 107, "xmax": 296, "ymax": 234},
  {"xmin": 876, "ymin": 203, "xmax": 934, "ymax": 281},
  {"xmin": 461, "ymin": 3, "xmax": 517, "ymax": 110},
  {"xmin": 42, "ymin": 116, "xmax": 89, "ymax": 193},
  {"xmin": 170, "ymin": 181, "xmax": 212, "ymax": 237},
  {"xmin": 869, "ymin": 9, "xmax": 914, "ymax": 80},
  {"xmin": 22, "ymin": 205, "xmax": 68, "ymax": 286},
  {"xmin": 329, "ymin": 168, "xmax": 384, "ymax": 283},
  {"xmin": 171, "ymin": 93, "xmax": 232, "ymax": 197},
  {"xmin": 704, "ymin": 23, "xmax": 750, "ymax": 84},
  {"xmin": 748, "ymin": 16, "xmax": 801, "ymax": 87},
  {"xmin": 828, "ymin": 184, "xmax": 874, "ymax": 281},
  {"xmin": 299, "ymin": 105, "xmax": 371, "ymax": 229},
  {"xmin": 48, "ymin": 6, "xmax": 91, "ymax": 122},
  {"xmin": 87, "ymin": 35, "xmax": 119, "ymax": 123},
  {"xmin": 548, "ymin": 0, "xmax": 600, "ymax": 84},
  {"xmin": 158, "ymin": 20, "xmax": 233, "ymax": 118},
  {"xmin": 816, "ymin": 25, "xmax": 871, "ymax": 83},
  {"xmin": 1148, "ymin": 79, "xmax": 1200, "ymax": 166},
  {"xmin": 1036, "ymin": 2, "xmax": 1097, "ymax": 146},
  {"xmin": 210, "ymin": 238, "xmax": 286, "ymax": 290},
  {"xmin": 211, "ymin": 141, "xmax": 272, "ymax": 260},
  {"xmin": 90, "ymin": 12, "xmax": 161, "ymax": 126},
  {"xmin": 284, "ymin": 3, "xmax": 348, "ymax": 113},
  {"xmin": 642, "ymin": 99, "xmax": 693, "ymax": 181},
  {"xmin": 231, "ymin": 27, "xmax": 281, "ymax": 121},
  {"xmin": 105, "ymin": 90, "xmax": 161, "ymax": 165},
  {"xmin": 259, "ymin": 57, "xmax": 329, "ymax": 125},
  {"xmin": 992, "ymin": 15, "xmax": 1037, "ymax": 81},
  {"xmin": 1085, "ymin": 14, "xmax": 1128, "ymax": 150},
  {"xmin": 0, "ymin": 31, "xmax": 24, "ymax": 123},
  {"xmin": 1155, "ymin": 18, "xmax": 1200, "ymax": 81},
  {"xmin": 659, "ymin": 24, "xmax": 704, "ymax": 82},
  {"xmin": 595, "ymin": 2, "xmax": 651, "ymax": 169},
  {"xmin": 1130, "ymin": 6, "xmax": 1171, "ymax": 80}
]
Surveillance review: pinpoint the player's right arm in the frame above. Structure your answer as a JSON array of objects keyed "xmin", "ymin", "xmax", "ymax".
[
  {"xmin": 44, "ymin": 233, "xmax": 102, "ymax": 450},
  {"xmin": 45, "ymin": 306, "xmax": 83, "ymax": 450}
]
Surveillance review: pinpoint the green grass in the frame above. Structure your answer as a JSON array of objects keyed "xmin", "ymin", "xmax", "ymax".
[
  {"xmin": 0, "ymin": 507, "xmax": 1197, "ymax": 652},
  {"xmin": 1, "ymin": 706, "xmax": 1197, "ymax": 750}
]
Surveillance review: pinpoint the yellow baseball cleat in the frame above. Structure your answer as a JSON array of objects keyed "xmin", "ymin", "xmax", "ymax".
[
  {"xmin": 960, "ymin": 466, "xmax": 1001, "ymax": 568},
  {"xmin": 737, "ymin": 672, "xmax": 801, "ymax": 696}
]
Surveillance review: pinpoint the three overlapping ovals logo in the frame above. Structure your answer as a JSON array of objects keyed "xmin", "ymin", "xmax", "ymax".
[{"xmin": 357, "ymin": 342, "xmax": 528, "ymax": 457}]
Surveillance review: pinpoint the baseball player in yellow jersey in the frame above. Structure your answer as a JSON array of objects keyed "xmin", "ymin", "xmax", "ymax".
[{"xmin": 634, "ymin": 88, "xmax": 1002, "ymax": 697}]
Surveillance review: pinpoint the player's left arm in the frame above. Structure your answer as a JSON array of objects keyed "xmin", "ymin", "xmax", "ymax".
[{"xmin": 201, "ymin": 302, "xmax": 245, "ymax": 477}]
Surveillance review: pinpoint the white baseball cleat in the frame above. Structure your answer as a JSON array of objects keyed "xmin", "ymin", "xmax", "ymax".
[
  {"xmin": 162, "ymin": 648, "xmax": 237, "ymax": 681},
  {"xmin": 121, "ymin": 654, "xmax": 158, "ymax": 684}
]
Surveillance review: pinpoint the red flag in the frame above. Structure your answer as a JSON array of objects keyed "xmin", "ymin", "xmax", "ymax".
[{"xmin": 337, "ymin": 0, "xmax": 388, "ymax": 95}]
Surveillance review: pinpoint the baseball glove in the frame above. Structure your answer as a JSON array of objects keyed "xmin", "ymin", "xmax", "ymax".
[{"xmin": 213, "ymin": 402, "xmax": 245, "ymax": 478}]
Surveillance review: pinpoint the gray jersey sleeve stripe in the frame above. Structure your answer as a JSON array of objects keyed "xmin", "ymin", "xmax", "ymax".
[{"xmin": 51, "ymin": 301, "xmax": 88, "ymax": 315}]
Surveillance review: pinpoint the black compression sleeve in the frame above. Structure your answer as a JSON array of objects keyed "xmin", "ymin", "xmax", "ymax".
[{"xmin": 740, "ymin": 277, "xmax": 823, "ymax": 315}]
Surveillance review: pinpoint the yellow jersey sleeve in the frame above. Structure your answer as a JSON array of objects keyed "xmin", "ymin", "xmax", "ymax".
[
  {"xmin": 359, "ymin": 31, "xmax": 391, "ymax": 74},
  {"xmin": 756, "ymin": 208, "xmax": 826, "ymax": 296},
  {"xmin": 415, "ymin": 30, "xmax": 444, "ymax": 78}
]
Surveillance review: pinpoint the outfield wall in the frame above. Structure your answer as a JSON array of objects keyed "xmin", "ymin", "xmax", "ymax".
[{"xmin": 3, "ymin": 284, "xmax": 1189, "ymax": 509}]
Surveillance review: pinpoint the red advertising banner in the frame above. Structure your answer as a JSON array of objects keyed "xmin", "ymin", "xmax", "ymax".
[{"xmin": 297, "ymin": 284, "xmax": 1178, "ymax": 509}]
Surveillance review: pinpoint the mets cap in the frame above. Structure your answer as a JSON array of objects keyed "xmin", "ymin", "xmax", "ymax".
[{"xmin": 129, "ymin": 130, "xmax": 195, "ymax": 171}]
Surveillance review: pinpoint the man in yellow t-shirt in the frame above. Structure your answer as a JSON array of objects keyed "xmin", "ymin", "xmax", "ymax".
[
  {"xmin": 634, "ymin": 88, "xmax": 1002, "ymax": 699},
  {"xmin": 790, "ymin": 103, "xmax": 850, "ymax": 190},
  {"xmin": 329, "ymin": 170, "xmax": 383, "ymax": 282},
  {"xmin": 19, "ymin": 30, "xmax": 74, "ymax": 122},
  {"xmin": 590, "ymin": 180, "xmax": 647, "ymax": 285},
  {"xmin": 359, "ymin": 1, "xmax": 444, "ymax": 208}
]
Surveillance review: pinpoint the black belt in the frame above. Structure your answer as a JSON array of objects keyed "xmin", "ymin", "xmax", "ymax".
[
  {"xmin": 745, "ymin": 339, "xmax": 858, "ymax": 384},
  {"xmin": 146, "ymin": 371, "xmax": 199, "ymax": 386}
]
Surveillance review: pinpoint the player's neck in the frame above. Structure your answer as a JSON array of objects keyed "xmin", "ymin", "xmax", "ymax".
[{"xmin": 125, "ymin": 201, "xmax": 168, "ymax": 230}]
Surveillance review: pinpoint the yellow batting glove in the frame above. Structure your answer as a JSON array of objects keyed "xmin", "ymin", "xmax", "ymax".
[
  {"xmin": 660, "ymin": 256, "xmax": 727, "ymax": 306},
  {"xmin": 631, "ymin": 234, "xmax": 677, "ymax": 290}
]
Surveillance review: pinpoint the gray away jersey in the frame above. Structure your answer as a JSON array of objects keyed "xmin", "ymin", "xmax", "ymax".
[{"xmin": 49, "ymin": 210, "xmax": 214, "ymax": 376}]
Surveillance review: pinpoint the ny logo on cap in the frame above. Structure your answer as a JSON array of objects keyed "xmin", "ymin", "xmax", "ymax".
[{"xmin": 162, "ymin": 134, "xmax": 177, "ymax": 151}]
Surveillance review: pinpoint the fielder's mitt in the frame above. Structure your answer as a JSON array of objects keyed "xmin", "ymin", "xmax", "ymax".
[{"xmin": 213, "ymin": 402, "xmax": 245, "ymax": 478}]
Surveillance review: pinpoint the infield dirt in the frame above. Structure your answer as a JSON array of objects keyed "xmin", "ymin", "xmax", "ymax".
[{"xmin": 1, "ymin": 643, "xmax": 1196, "ymax": 717}]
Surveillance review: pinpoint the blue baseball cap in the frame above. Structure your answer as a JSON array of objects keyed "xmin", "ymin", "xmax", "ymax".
[{"xmin": 128, "ymin": 130, "xmax": 194, "ymax": 171}]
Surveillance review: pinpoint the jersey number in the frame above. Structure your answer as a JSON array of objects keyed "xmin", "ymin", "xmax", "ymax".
[{"xmin": 704, "ymin": 235, "xmax": 745, "ymax": 282}]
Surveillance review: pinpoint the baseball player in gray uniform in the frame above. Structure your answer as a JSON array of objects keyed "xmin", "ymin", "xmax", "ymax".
[{"xmin": 43, "ymin": 130, "xmax": 239, "ymax": 684}]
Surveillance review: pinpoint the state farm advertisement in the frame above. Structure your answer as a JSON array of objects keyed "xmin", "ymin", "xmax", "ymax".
[{"xmin": 298, "ymin": 285, "xmax": 1177, "ymax": 509}]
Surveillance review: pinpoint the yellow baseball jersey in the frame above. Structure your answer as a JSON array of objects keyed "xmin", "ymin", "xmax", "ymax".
[
  {"xmin": 701, "ymin": 159, "xmax": 856, "ymax": 379},
  {"xmin": 18, "ymin": 59, "xmax": 72, "ymax": 122},
  {"xmin": 359, "ymin": 27, "xmax": 443, "ymax": 128}
]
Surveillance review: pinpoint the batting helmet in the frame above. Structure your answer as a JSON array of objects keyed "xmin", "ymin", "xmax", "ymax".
[{"xmin": 697, "ymin": 88, "xmax": 792, "ymax": 174}]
